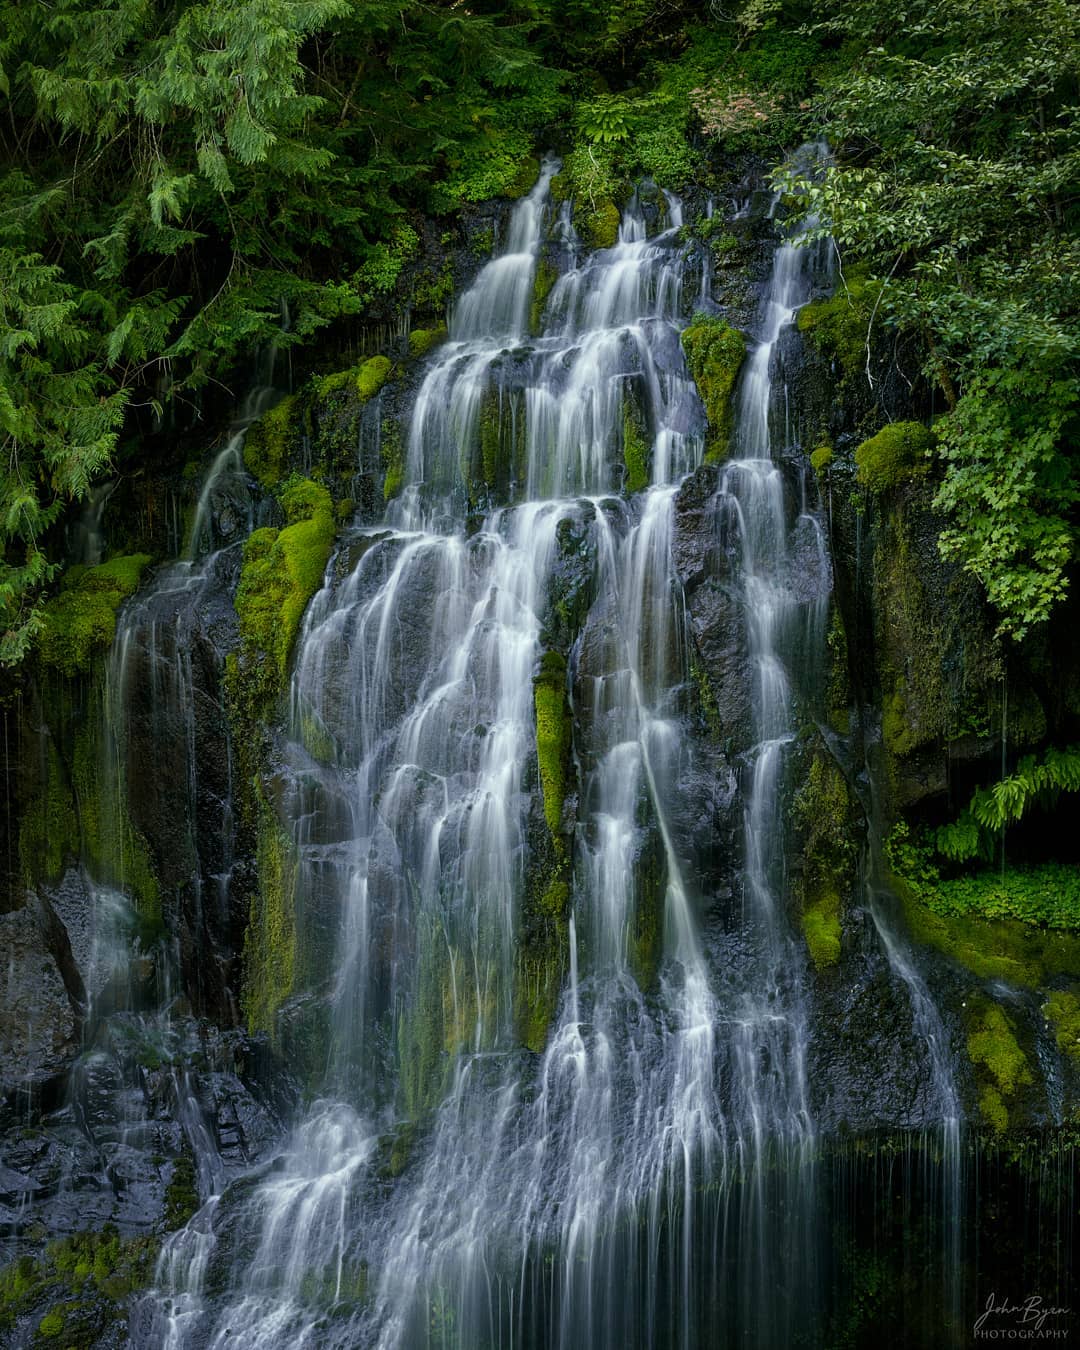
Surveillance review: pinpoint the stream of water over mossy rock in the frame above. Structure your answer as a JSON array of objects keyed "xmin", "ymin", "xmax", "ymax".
[{"xmin": 3, "ymin": 153, "xmax": 1078, "ymax": 1350}]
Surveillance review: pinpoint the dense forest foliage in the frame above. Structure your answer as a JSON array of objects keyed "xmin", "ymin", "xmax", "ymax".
[{"xmin": 1, "ymin": 0, "xmax": 1076, "ymax": 660}]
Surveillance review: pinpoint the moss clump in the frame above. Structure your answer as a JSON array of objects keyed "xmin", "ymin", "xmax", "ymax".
[
  {"xmin": 313, "ymin": 368, "xmax": 354, "ymax": 399},
  {"xmin": 796, "ymin": 266, "xmax": 880, "ymax": 374},
  {"xmin": 407, "ymin": 326, "xmax": 448, "ymax": 360},
  {"xmin": 794, "ymin": 746, "xmax": 856, "ymax": 969},
  {"xmin": 37, "ymin": 1308, "xmax": 64, "ymax": 1338},
  {"xmin": 680, "ymin": 315, "xmax": 746, "ymax": 461},
  {"xmin": 810, "ymin": 443, "xmax": 834, "ymax": 475},
  {"xmin": 581, "ymin": 199, "xmax": 621, "ymax": 250},
  {"xmin": 967, "ymin": 1001, "xmax": 1033, "ymax": 1134},
  {"xmin": 534, "ymin": 650, "xmax": 572, "ymax": 842},
  {"xmin": 231, "ymin": 477, "xmax": 335, "ymax": 712},
  {"xmin": 381, "ymin": 419, "xmax": 406, "ymax": 502},
  {"xmin": 623, "ymin": 402, "xmax": 650, "ymax": 495},
  {"xmin": 1043, "ymin": 989, "xmax": 1080, "ymax": 1067},
  {"xmin": 357, "ymin": 354, "xmax": 393, "ymax": 401},
  {"xmin": 243, "ymin": 395, "xmax": 299, "ymax": 488},
  {"xmin": 855, "ymin": 421, "xmax": 933, "ymax": 493},
  {"xmin": 530, "ymin": 256, "xmax": 559, "ymax": 334},
  {"xmin": 242, "ymin": 794, "xmax": 298, "ymax": 1039},
  {"xmin": 803, "ymin": 894, "xmax": 842, "ymax": 968},
  {"xmin": 38, "ymin": 554, "xmax": 152, "ymax": 676}
]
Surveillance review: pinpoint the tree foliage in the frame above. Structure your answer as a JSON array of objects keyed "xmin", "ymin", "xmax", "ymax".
[{"xmin": 779, "ymin": 0, "xmax": 1080, "ymax": 637}]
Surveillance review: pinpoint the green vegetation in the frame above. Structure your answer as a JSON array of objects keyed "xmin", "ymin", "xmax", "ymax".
[
  {"xmin": 356, "ymin": 355, "xmax": 393, "ymax": 403},
  {"xmin": 243, "ymin": 397, "xmax": 299, "ymax": 490},
  {"xmin": 854, "ymin": 423, "xmax": 933, "ymax": 493},
  {"xmin": 680, "ymin": 315, "xmax": 746, "ymax": 461},
  {"xmin": 781, "ymin": 0, "xmax": 1079, "ymax": 640},
  {"xmin": 1044, "ymin": 990, "xmax": 1080, "ymax": 1068},
  {"xmin": 243, "ymin": 793, "xmax": 298, "ymax": 1039},
  {"xmin": 530, "ymin": 258, "xmax": 559, "ymax": 335},
  {"xmin": 408, "ymin": 326, "xmax": 448, "ymax": 360},
  {"xmin": 809, "ymin": 444, "xmax": 833, "ymax": 475},
  {"xmin": 623, "ymin": 404, "xmax": 650, "ymax": 495},
  {"xmin": 0, "ymin": 1225, "xmax": 158, "ymax": 1341},
  {"xmin": 231, "ymin": 478, "xmax": 336, "ymax": 712},
  {"xmin": 796, "ymin": 267, "xmax": 881, "ymax": 378},
  {"xmin": 793, "ymin": 745, "xmax": 857, "ymax": 968},
  {"xmin": 936, "ymin": 745, "xmax": 1080, "ymax": 863},
  {"xmin": 534, "ymin": 650, "xmax": 572, "ymax": 843},
  {"xmin": 37, "ymin": 554, "xmax": 151, "ymax": 675},
  {"xmin": 966, "ymin": 1001, "xmax": 1033, "ymax": 1134}
]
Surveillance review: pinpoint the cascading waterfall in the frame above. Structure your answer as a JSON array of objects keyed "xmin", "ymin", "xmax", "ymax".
[{"xmin": 138, "ymin": 155, "xmax": 975, "ymax": 1349}]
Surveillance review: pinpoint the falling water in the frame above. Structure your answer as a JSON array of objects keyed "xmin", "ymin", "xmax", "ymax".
[{"xmin": 134, "ymin": 155, "xmax": 976, "ymax": 1349}]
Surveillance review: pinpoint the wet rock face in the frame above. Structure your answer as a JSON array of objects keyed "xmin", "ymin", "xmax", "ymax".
[
  {"xmin": 0, "ymin": 906, "xmax": 79, "ymax": 1095},
  {"xmin": 673, "ymin": 464, "xmax": 753, "ymax": 748}
]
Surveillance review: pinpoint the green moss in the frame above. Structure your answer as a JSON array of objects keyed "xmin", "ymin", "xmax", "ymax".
[
  {"xmin": 243, "ymin": 395, "xmax": 298, "ymax": 489},
  {"xmin": 19, "ymin": 739, "xmax": 78, "ymax": 885},
  {"xmin": 581, "ymin": 199, "xmax": 621, "ymax": 250},
  {"xmin": 36, "ymin": 1309, "xmax": 63, "ymax": 1338},
  {"xmin": 530, "ymin": 257, "xmax": 559, "ymax": 334},
  {"xmin": 231, "ymin": 478, "xmax": 335, "ymax": 713},
  {"xmin": 623, "ymin": 402, "xmax": 650, "ymax": 494},
  {"xmin": 0, "ymin": 1225, "xmax": 158, "ymax": 1340},
  {"xmin": 967, "ymin": 1001, "xmax": 1032, "ymax": 1134},
  {"xmin": 793, "ymin": 746, "xmax": 856, "ymax": 969},
  {"xmin": 242, "ymin": 794, "xmax": 298, "ymax": 1039},
  {"xmin": 313, "ymin": 368, "xmax": 354, "ymax": 399},
  {"xmin": 357, "ymin": 355, "xmax": 393, "ymax": 402},
  {"xmin": 796, "ymin": 266, "xmax": 881, "ymax": 375},
  {"xmin": 71, "ymin": 717, "xmax": 160, "ymax": 928},
  {"xmin": 163, "ymin": 1153, "xmax": 199, "ymax": 1231},
  {"xmin": 810, "ymin": 443, "xmax": 834, "ymax": 475},
  {"xmin": 825, "ymin": 606, "xmax": 851, "ymax": 735},
  {"xmin": 680, "ymin": 315, "xmax": 746, "ymax": 461},
  {"xmin": 1043, "ymin": 989, "xmax": 1080, "ymax": 1067},
  {"xmin": 855, "ymin": 421, "xmax": 934, "ymax": 492},
  {"xmin": 407, "ymin": 325, "xmax": 448, "ymax": 360},
  {"xmin": 515, "ymin": 926, "xmax": 566, "ymax": 1055},
  {"xmin": 534, "ymin": 650, "xmax": 572, "ymax": 842},
  {"xmin": 803, "ymin": 893, "xmax": 842, "ymax": 968},
  {"xmin": 381, "ymin": 418, "xmax": 406, "ymax": 502},
  {"xmin": 897, "ymin": 875, "xmax": 1080, "ymax": 989},
  {"xmin": 38, "ymin": 554, "xmax": 152, "ymax": 676}
]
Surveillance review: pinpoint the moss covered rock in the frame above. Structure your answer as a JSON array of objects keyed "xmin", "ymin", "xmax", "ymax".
[
  {"xmin": 534, "ymin": 650, "xmax": 572, "ymax": 843},
  {"xmin": 966, "ymin": 1000, "xmax": 1033, "ymax": 1134},
  {"xmin": 38, "ymin": 554, "xmax": 152, "ymax": 676},
  {"xmin": 231, "ymin": 478, "xmax": 336, "ymax": 713},
  {"xmin": 680, "ymin": 315, "xmax": 746, "ymax": 461},
  {"xmin": 796, "ymin": 267, "xmax": 881, "ymax": 375},
  {"xmin": 242, "ymin": 791, "xmax": 298, "ymax": 1039},
  {"xmin": 407, "ymin": 325, "xmax": 448, "ymax": 360},
  {"xmin": 1043, "ymin": 988, "xmax": 1080, "ymax": 1067},
  {"xmin": 243, "ymin": 395, "xmax": 299, "ymax": 489},
  {"xmin": 855, "ymin": 421, "xmax": 933, "ymax": 493},
  {"xmin": 581, "ymin": 199, "xmax": 621, "ymax": 250},
  {"xmin": 794, "ymin": 744, "xmax": 858, "ymax": 969},
  {"xmin": 357, "ymin": 354, "xmax": 393, "ymax": 401}
]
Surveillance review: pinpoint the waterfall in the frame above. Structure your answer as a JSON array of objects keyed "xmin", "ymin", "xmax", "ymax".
[{"xmin": 135, "ymin": 156, "xmax": 975, "ymax": 1349}]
